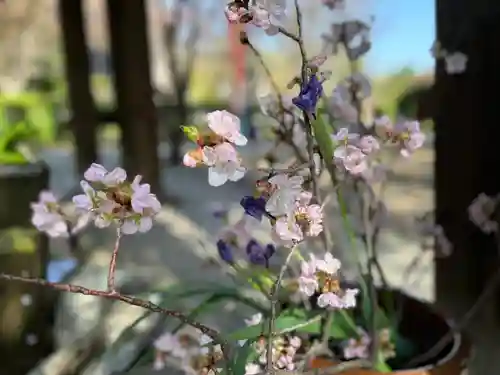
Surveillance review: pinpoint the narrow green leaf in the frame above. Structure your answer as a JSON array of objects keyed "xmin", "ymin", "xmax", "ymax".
[{"xmin": 311, "ymin": 115, "xmax": 334, "ymax": 162}]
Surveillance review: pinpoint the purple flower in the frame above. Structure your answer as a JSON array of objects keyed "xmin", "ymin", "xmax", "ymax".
[
  {"xmin": 240, "ymin": 196, "xmax": 267, "ymax": 221},
  {"xmin": 292, "ymin": 74, "xmax": 324, "ymax": 118},
  {"xmin": 246, "ymin": 239, "xmax": 275, "ymax": 266},
  {"xmin": 217, "ymin": 239, "xmax": 235, "ymax": 264}
]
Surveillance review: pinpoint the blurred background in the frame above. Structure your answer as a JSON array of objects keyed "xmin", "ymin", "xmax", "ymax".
[{"xmin": 1, "ymin": 0, "xmax": 487, "ymax": 374}]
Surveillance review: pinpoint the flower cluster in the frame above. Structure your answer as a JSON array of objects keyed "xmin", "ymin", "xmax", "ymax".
[
  {"xmin": 224, "ymin": 0, "xmax": 286, "ymax": 36},
  {"xmin": 343, "ymin": 327, "xmax": 395, "ymax": 360},
  {"xmin": 31, "ymin": 191, "xmax": 88, "ymax": 238},
  {"xmin": 72, "ymin": 163, "xmax": 161, "ymax": 235},
  {"xmin": 298, "ymin": 253, "xmax": 358, "ymax": 309},
  {"xmin": 331, "ymin": 118, "xmax": 425, "ymax": 180},
  {"xmin": 183, "ymin": 110, "xmax": 247, "ymax": 187},
  {"xmin": 153, "ymin": 332, "xmax": 223, "ymax": 375}
]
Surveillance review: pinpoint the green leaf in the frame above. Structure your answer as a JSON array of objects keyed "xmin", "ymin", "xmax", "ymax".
[
  {"xmin": 180, "ymin": 125, "xmax": 199, "ymax": 142},
  {"xmin": 233, "ymin": 339, "xmax": 259, "ymax": 375},
  {"xmin": 311, "ymin": 115, "xmax": 334, "ymax": 162},
  {"xmin": 374, "ymin": 351, "xmax": 392, "ymax": 373}
]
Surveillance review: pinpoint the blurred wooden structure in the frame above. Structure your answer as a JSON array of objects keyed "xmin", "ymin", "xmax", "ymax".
[
  {"xmin": 434, "ymin": 0, "xmax": 500, "ymax": 372},
  {"xmin": 58, "ymin": 0, "xmax": 160, "ymax": 192},
  {"xmin": 0, "ymin": 163, "xmax": 52, "ymax": 375}
]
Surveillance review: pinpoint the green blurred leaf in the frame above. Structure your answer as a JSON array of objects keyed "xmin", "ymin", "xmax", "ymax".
[
  {"xmin": 233, "ymin": 339, "xmax": 259, "ymax": 375},
  {"xmin": 150, "ymin": 282, "xmax": 268, "ymax": 313},
  {"xmin": 311, "ymin": 115, "xmax": 334, "ymax": 162}
]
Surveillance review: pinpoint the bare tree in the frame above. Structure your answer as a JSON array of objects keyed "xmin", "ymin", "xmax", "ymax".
[{"xmin": 0, "ymin": 0, "xmax": 58, "ymax": 92}]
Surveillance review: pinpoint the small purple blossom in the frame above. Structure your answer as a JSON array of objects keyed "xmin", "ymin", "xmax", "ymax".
[
  {"xmin": 292, "ymin": 74, "xmax": 324, "ymax": 118},
  {"xmin": 246, "ymin": 239, "xmax": 275, "ymax": 266},
  {"xmin": 217, "ymin": 239, "xmax": 235, "ymax": 264},
  {"xmin": 240, "ymin": 196, "xmax": 267, "ymax": 221}
]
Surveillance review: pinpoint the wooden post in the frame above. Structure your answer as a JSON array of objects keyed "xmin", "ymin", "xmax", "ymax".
[
  {"xmin": 0, "ymin": 163, "xmax": 52, "ymax": 375},
  {"xmin": 435, "ymin": 0, "xmax": 500, "ymax": 371},
  {"xmin": 106, "ymin": 0, "xmax": 161, "ymax": 193},
  {"xmin": 58, "ymin": 0, "xmax": 99, "ymax": 176}
]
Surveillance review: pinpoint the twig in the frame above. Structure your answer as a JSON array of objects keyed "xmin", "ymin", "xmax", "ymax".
[
  {"xmin": 267, "ymin": 246, "xmax": 298, "ymax": 373},
  {"xmin": 0, "ymin": 274, "xmax": 233, "ymax": 375},
  {"xmin": 107, "ymin": 226, "xmax": 122, "ymax": 293}
]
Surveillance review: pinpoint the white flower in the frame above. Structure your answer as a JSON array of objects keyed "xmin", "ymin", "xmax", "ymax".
[
  {"xmin": 315, "ymin": 253, "xmax": 341, "ymax": 275},
  {"xmin": 30, "ymin": 191, "xmax": 68, "ymax": 238},
  {"xmin": 203, "ymin": 143, "xmax": 246, "ymax": 187},
  {"xmin": 357, "ymin": 135, "xmax": 380, "ymax": 155},
  {"xmin": 444, "ymin": 52, "xmax": 467, "ymax": 75},
  {"xmin": 207, "ymin": 110, "xmax": 247, "ymax": 146},
  {"xmin": 266, "ymin": 175, "xmax": 304, "ymax": 216},
  {"xmin": 131, "ymin": 176, "xmax": 162, "ymax": 215},
  {"xmin": 245, "ymin": 363, "xmax": 261, "ymax": 375},
  {"xmin": 244, "ymin": 313, "xmax": 263, "ymax": 326},
  {"xmin": 83, "ymin": 163, "xmax": 127, "ymax": 185}
]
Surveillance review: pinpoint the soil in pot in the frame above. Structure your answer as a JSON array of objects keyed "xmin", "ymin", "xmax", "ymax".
[{"xmin": 307, "ymin": 291, "xmax": 468, "ymax": 374}]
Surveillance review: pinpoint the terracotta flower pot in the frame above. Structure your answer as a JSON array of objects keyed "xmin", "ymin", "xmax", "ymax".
[{"xmin": 310, "ymin": 291, "xmax": 468, "ymax": 374}]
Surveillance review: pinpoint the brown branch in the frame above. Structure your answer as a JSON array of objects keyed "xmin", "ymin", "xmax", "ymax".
[{"xmin": 0, "ymin": 272, "xmax": 233, "ymax": 374}]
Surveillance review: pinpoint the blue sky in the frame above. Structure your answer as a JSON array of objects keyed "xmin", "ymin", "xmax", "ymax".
[{"xmin": 366, "ymin": 0, "xmax": 435, "ymax": 75}]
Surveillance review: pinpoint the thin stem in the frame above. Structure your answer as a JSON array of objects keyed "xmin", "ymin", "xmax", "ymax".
[
  {"xmin": 267, "ymin": 246, "xmax": 298, "ymax": 373},
  {"xmin": 361, "ymin": 189, "xmax": 379, "ymax": 366},
  {"xmin": 107, "ymin": 226, "xmax": 122, "ymax": 293}
]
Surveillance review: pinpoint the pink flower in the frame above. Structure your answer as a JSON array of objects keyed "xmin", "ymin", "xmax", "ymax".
[
  {"xmin": 317, "ymin": 292, "xmax": 345, "ymax": 308},
  {"xmin": 344, "ymin": 329, "xmax": 371, "ymax": 359},
  {"xmin": 395, "ymin": 121, "xmax": 425, "ymax": 157},
  {"xmin": 31, "ymin": 191, "xmax": 68, "ymax": 237},
  {"xmin": 334, "ymin": 145, "xmax": 368, "ymax": 174},
  {"xmin": 207, "ymin": 110, "xmax": 247, "ymax": 146},
  {"xmin": 84, "ymin": 163, "xmax": 127, "ymax": 186},
  {"xmin": 202, "ymin": 143, "xmax": 246, "ymax": 186},
  {"xmin": 357, "ymin": 135, "xmax": 380, "ymax": 155},
  {"xmin": 298, "ymin": 256, "xmax": 319, "ymax": 296},
  {"xmin": 274, "ymin": 216, "xmax": 303, "ymax": 247}
]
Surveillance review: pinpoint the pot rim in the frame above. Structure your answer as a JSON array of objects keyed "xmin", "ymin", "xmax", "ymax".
[{"xmin": 396, "ymin": 329, "xmax": 462, "ymax": 373}]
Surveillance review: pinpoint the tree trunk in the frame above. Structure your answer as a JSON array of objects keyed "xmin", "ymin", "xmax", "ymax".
[
  {"xmin": 435, "ymin": 0, "xmax": 500, "ymax": 372},
  {"xmin": 107, "ymin": 0, "xmax": 161, "ymax": 193},
  {"xmin": 58, "ymin": 0, "xmax": 98, "ymax": 177}
]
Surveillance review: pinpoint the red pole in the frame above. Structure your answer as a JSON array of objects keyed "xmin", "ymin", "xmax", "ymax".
[{"xmin": 228, "ymin": 22, "xmax": 246, "ymax": 114}]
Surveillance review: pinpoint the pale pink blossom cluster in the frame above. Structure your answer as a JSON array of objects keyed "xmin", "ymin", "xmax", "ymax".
[
  {"xmin": 298, "ymin": 253, "xmax": 358, "ymax": 309},
  {"xmin": 183, "ymin": 110, "xmax": 247, "ymax": 187},
  {"xmin": 264, "ymin": 175, "xmax": 324, "ymax": 247},
  {"xmin": 224, "ymin": 0, "xmax": 286, "ymax": 36},
  {"xmin": 343, "ymin": 327, "xmax": 395, "ymax": 360},
  {"xmin": 244, "ymin": 334, "xmax": 302, "ymax": 374},
  {"xmin": 71, "ymin": 163, "xmax": 161, "ymax": 235},
  {"xmin": 31, "ymin": 191, "xmax": 89, "ymax": 238},
  {"xmin": 153, "ymin": 332, "xmax": 223, "ymax": 374}
]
